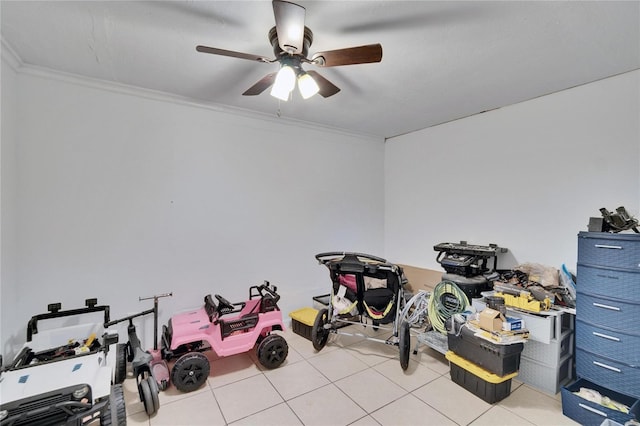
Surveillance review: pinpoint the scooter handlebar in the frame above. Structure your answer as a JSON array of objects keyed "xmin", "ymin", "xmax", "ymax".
[{"xmin": 139, "ymin": 292, "xmax": 173, "ymax": 301}]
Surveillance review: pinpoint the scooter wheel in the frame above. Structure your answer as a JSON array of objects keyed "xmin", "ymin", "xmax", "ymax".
[
  {"xmin": 147, "ymin": 377, "xmax": 160, "ymax": 413},
  {"xmin": 159, "ymin": 378, "xmax": 169, "ymax": 391},
  {"xmin": 140, "ymin": 377, "xmax": 157, "ymax": 416}
]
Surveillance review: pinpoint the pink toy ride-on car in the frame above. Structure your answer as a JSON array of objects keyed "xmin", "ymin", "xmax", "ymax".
[{"xmin": 160, "ymin": 281, "xmax": 288, "ymax": 392}]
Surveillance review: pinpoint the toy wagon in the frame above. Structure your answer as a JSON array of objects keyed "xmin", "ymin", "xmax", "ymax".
[{"xmin": 311, "ymin": 252, "xmax": 411, "ymax": 370}]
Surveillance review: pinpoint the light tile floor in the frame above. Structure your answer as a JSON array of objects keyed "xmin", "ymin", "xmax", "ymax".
[{"xmin": 122, "ymin": 324, "xmax": 579, "ymax": 426}]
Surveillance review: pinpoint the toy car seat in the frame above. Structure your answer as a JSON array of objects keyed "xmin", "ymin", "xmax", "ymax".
[{"xmin": 204, "ymin": 295, "xmax": 217, "ymax": 322}]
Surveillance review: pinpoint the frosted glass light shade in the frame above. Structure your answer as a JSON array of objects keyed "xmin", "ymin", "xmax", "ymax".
[
  {"xmin": 298, "ymin": 72, "xmax": 319, "ymax": 99},
  {"xmin": 270, "ymin": 66, "xmax": 296, "ymax": 101}
]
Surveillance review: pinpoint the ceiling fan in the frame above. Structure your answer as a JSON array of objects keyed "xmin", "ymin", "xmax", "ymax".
[{"xmin": 196, "ymin": 0, "xmax": 383, "ymax": 100}]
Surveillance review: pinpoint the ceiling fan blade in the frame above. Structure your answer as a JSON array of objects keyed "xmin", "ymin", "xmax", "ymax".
[
  {"xmin": 311, "ymin": 44, "xmax": 383, "ymax": 67},
  {"xmin": 196, "ymin": 45, "xmax": 270, "ymax": 63},
  {"xmin": 242, "ymin": 72, "xmax": 278, "ymax": 96},
  {"xmin": 307, "ymin": 71, "xmax": 341, "ymax": 98},
  {"xmin": 272, "ymin": 0, "xmax": 306, "ymax": 54}
]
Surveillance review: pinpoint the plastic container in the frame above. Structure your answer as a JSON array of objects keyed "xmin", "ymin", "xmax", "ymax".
[
  {"xmin": 561, "ymin": 378, "xmax": 640, "ymax": 426},
  {"xmin": 447, "ymin": 325, "xmax": 523, "ymax": 376},
  {"xmin": 446, "ymin": 351, "xmax": 517, "ymax": 403},
  {"xmin": 289, "ymin": 307, "xmax": 318, "ymax": 341},
  {"xmin": 485, "ymin": 295, "xmax": 506, "ymax": 317},
  {"xmin": 519, "ymin": 353, "xmax": 573, "ymax": 395}
]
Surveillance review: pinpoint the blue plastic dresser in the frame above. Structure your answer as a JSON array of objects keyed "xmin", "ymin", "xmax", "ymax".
[{"xmin": 561, "ymin": 232, "xmax": 640, "ymax": 425}]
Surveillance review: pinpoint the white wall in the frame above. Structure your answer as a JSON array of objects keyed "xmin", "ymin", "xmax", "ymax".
[
  {"xmin": 1, "ymin": 55, "xmax": 20, "ymax": 356},
  {"xmin": 385, "ymin": 70, "xmax": 640, "ymax": 272},
  {"xmin": 3, "ymin": 62, "xmax": 638, "ymax": 361},
  {"xmin": 1, "ymin": 68, "xmax": 385, "ymax": 358}
]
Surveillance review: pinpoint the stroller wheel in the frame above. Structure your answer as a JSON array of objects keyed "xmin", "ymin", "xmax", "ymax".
[
  {"xmin": 311, "ymin": 308, "xmax": 330, "ymax": 351},
  {"xmin": 399, "ymin": 320, "xmax": 410, "ymax": 371}
]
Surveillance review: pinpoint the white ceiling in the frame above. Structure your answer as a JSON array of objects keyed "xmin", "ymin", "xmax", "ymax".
[{"xmin": 2, "ymin": 1, "xmax": 639, "ymax": 139}]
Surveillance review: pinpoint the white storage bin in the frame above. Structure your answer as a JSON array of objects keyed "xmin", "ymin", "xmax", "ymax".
[{"xmin": 518, "ymin": 352, "xmax": 573, "ymax": 395}]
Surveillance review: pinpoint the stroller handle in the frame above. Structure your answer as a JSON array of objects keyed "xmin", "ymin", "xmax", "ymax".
[{"xmin": 315, "ymin": 252, "xmax": 387, "ymax": 264}]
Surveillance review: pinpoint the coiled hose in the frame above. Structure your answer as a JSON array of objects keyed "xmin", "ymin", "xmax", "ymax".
[
  {"xmin": 399, "ymin": 290, "xmax": 430, "ymax": 327},
  {"xmin": 428, "ymin": 280, "xmax": 470, "ymax": 334}
]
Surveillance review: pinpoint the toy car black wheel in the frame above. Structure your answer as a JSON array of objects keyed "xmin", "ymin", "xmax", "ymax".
[
  {"xmin": 171, "ymin": 352, "xmax": 210, "ymax": 393},
  {"xmin": 100, "ymin": 383, "xmax": 127, "ymax": 425},
  {"xmin": 140, "ymin": 377, "xmax": 156, "ymax": 416},
  {"xmin": 114, "ymin": 343, "xmax": 127, "ymax": 385},
  {"xmin": 256, "ymin": 334, "xmax": 288, "ymax": 369},
  {"xmin": 311, "ymin": 308, "xmax": 330, "ymax": 351},
  {"xmin": 399, "ymin": 320, "xmax": 410, "ymax": 371}
]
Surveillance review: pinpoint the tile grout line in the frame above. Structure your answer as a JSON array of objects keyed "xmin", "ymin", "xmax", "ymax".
[{"xmin": 259, "ymin": 363, "xmax": 307, "ymax": 426}]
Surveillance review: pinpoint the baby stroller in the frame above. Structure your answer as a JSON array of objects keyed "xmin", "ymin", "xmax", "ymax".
[{"xmin": 311, "ymin": 252, "xmax": 411, "ymax": 370}]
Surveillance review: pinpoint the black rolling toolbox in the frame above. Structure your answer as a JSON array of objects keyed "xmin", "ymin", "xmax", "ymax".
[{"xmin": 447, "ymin": 324, "xmax": 524, "ymax": 376}]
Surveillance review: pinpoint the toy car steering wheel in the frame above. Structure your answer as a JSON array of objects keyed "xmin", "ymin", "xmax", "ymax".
[{"xmin": 215, "ymin": 294, "xmax": 234, "ymax": 311}]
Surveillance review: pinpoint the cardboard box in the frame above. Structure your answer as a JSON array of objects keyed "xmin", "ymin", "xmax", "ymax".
[
  {"xmin": 398, "ymin": 264, "xmax": 442, "ymax": 294},
  {"xmin": 479, "ymin": 308, "xmax": 505, "ymax": 332}
]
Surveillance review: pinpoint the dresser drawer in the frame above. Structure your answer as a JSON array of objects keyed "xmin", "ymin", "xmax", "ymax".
[
  {"xmin": 562, "ymin": 378, "xmax": 640, "ymax": 426},
  {"xmin": 578, "ymin": 232, "xmax": 640, "ymax": 270},
  {"xmin": 576, "ymin": 319, "xmax": 640, "ymax": 366},
  {"xmin": 576, "ymin": 292, "xmax": 640, "ymax": 333},
  {"xmin": 576, "ymin": 348, "xmax": 640, "ymax": 399},
  {"xmin": 577, "ymin": 264, "xmax": 640, "ymax": 299}
]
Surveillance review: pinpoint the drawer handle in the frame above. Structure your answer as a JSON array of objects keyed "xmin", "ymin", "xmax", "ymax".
[
  {"xmin": 592, "ymin": 332, "xmax": 620, "ymax": 341},
  {"xmin": 594, "ymin": 244, "xmax": 623, "ymax": 249},
  {"xmin": 595, "ymin": 274, "xmax": 619, "ymax": 280},
  {"xmin": 578, "ymin": 403, "xmax": 607, "ymax": 417},
  {"xmin": 593, "ymin": 361, "xmax": 621, "ymax": 373},
  {"xmin": 592, "ymin": 302, "xmax": 621, "ymax": 311}
]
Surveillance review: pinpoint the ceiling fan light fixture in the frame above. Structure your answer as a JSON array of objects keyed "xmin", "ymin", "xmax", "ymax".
[
  {"xmin": 270, "ymin": 65, "xmax": 296, "ymax": 101},
  {"xmin": 196, "ymin": 1, "xmax": 382, "ymax": 100},
  {"xmin": 297, "ymin": 72, "xmax": 319, "ymax": 99}
]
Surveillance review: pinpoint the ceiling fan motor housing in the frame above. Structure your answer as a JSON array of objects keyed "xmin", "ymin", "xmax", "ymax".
[{"xmin": 269, "ymin": 26, "xmax": 313, "ymax": 59}]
